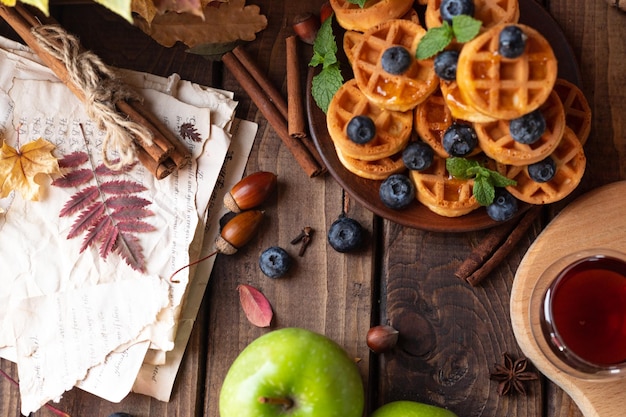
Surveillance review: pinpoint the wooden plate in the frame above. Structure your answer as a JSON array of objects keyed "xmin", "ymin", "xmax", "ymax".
[
  {"xmin": 306, "ymin": 0, "xmax": 583, "ymax": 232},
  {"xmin": 511, "ymin": 182, "xmax": 626, "ymax": 417}
]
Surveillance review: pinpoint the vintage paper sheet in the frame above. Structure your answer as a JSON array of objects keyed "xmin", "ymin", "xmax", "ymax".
[{"xmin": 0, "ymin": 36, "xmax": 256, "ymax": 413}]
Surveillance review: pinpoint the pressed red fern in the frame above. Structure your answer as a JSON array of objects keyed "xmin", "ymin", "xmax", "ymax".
[{"xmin": 52, "ymin": 152, "xmax": 155, "ymax": 272}]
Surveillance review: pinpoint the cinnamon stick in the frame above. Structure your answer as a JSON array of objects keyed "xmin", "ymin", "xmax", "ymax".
[
  {"xmin": 232, "ymin": 46, "xmax": 289, "ymax": 119},
  {"xmin": 286, "ymin": 35, "xmax": 306, "ymax": 139},
  {"xmin": 223, "ymin": 49, "xmax": 324, "ymax": 178},
  {"xmin": 455, "ymin": 218, "xmax": 519, "ymax": 280},
  {"xmin": 0, "ymin": 4, "xmax": 191, "ymax": 178},
  {"xmin": 464, "ymin": 206, "xmax": 542, "ymax": 286}
]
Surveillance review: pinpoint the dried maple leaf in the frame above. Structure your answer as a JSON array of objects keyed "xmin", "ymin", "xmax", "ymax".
[
  {"xmin": 53, "ymin": 151, "xmax": 156, "ymax": 272},
  {"xmin": 135, "ymin": 0, "xmax": 267, "ymax": 48},
  {"xmin": 0, "ymin": 138, "xmax": 60, "ymax": 201},
  {"xmin": 237, "ymin": 284, "xmax": 273, "ymax": 327},
  {"xmin": 180, "ymin": 122, "xmax": 202, "ymax": 142}
]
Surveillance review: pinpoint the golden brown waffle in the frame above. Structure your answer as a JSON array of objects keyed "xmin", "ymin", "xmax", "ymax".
[
  {"xmin": 409, "ymin": 155, "xmax": 480, "ymax": 217},
  {"xmin": 425, "ymin": 0, "xmax": 520, "ymax": 30},
  {"xmin": 327, "ymin": 79, "xmax": 413, "ymax": 161},
  {"xmin": 352, "ymin": 19, "xmax": 439, "ymax": 112},
  {"xmin": 343, "ymin": 9, "xmax": 420, "ymax": 65},
  {"xmin": 497, "ymin": 127, "xmax": 586, "ymax": 204},
  {"xmin": 553, "ymin": 78, "xmax": 592, "ymax": 145},
  {"xmin": 440, "ymin": 80, "xmax": 498, "ymax": 123},
  {"xmin": 330, "ymin": 0, "xmax": 414, "ymax": 32},
  {"xmin": 343, "ymin": 30, "xmax": 362, "ymax": 65},
  {"xmin": 475, "ymin": 90, "xmax": 565, "ymax": 165},
  {"xmin": 414, "ymin": 87, "xmax": 483, "ymax": 158},
  {"xmin": 456, "ymin": 23, "xmax": 558, "ymax": 120},
  {"xmin": 336, "ymin": 146, "xmax": 405, "ymax": 180}
]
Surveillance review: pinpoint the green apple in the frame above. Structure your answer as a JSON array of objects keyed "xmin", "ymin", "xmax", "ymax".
[
  {"xmin": 371, "ymin": 401, "xmax": 459, "ymax": 417},
  {"xmin": 219, "ymin": 327, "xmax": 364, "ymax": 417}
]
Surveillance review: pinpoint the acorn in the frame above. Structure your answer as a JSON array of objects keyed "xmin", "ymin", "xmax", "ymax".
[
  {"xmin": 224, "ymin": 171, "xmax": 277, "ymax": 213},
  {"xmin": 215, "ymin": 210, "xmax": 264, "ymax": 255},
  {"xmin": 366, "ymin": 325, "xmax": 399, "ymax": 354}
]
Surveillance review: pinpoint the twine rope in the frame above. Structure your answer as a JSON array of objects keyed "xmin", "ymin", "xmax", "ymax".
[{"xmin": 31, "ymin": 24, "xmax": 154, "ymax": 170}]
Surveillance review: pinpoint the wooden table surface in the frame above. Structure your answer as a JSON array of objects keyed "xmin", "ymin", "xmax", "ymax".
[{"xmin": 1, "ymin": 1, "xmax": 624, "ymax": 416}]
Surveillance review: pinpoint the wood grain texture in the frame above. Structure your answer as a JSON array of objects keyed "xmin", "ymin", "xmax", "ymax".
[{"xmin": 0, "ymin": 1, "xmax": 625, "ymax": 417}]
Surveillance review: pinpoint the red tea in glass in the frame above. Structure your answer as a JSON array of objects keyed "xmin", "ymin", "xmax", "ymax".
[{"xmin": 541, "ymin": 254, "xmax": 626, "ymax": 371}]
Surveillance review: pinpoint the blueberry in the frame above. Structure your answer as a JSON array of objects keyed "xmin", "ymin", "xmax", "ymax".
[
  {"xmin": 486, "ymin": 188, "xmax": 519, "ymax": 222},
  {"xmin": 528, "ymin": 157, "xmax": 556, "ymax": 182},
  {"xmin": 107, "ymin": 413, "xmax": 133, "ymax": 417},
  {"xmin": 381, "ymin": 46, "xmax": 412, "ymax": 75},
  {"xmin": 440, "ymin": 0, "xmax": 475, "ymax": 23},
  {"xmin": 442, "ymin": 123, "xmax": 478, "ymax": 156},
  {"xmin": 402, "ymin": 141, "xmax": 434, "ymax": 171},
  {"xmin": 346, "ymin": 115, "xmax": 376, "ymax": 144},
  {"xmin": 379, "ymin": 174, "xmax": 415, "ymax": 209},
  {"xmin": 434, "ymin": 50, "xmax": 459, "ymax": 81},
  {"xmin": 327, "ymin": 216, "xmax": 365, "ymax": 253},
  {"xmin": 509, "ymin": 109, "xmax": 546, "ymax": 144},
  {"xmin": 259, "ymin": 246, "xmax": 292, "ymax": 278},
  {"xmin": 499, "ymin": 25, "xmax": 527, "ymax": 58}
]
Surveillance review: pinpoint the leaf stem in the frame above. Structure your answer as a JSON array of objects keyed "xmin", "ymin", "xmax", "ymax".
[{"xmin": 169, "ymin": 249, "xmax": 218, "ymax": 283}]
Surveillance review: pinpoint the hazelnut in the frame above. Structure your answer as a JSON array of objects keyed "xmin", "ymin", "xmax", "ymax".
[
  {"xmin": 292, "ymin": 13, "xmax": 321, "ymax": 45},
  {"xmin": 366, "ymin": 325, "xmax": 399, "ymax": 353}
]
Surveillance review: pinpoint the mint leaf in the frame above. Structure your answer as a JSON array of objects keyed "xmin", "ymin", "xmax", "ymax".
[
  {"xmin": 309, "ymin": 16, "xmax": 344, "ymax": 113},
  {"xmin": 445, "ymin": 157, "xmax": 479, "ymax": 178},
  {"xmin": 451, "ymin": 15, "xmax": 482, "ymax": 43},
  {"xmin": 473, "ymin": 176, "xmax": 495, "ymax": 206},
  {"xmin": 446, "ymin": 157, "xmax": 517, "ymax": 206},
  {"xmin": 347, "ymin": 0, "xmax": 367, "ymax": 7},
  {"xmin": 489, "ymin": 170, "xmax": 517, "ymax": 188},
  {"xmin": 311, "ymin": 17, "xmax": 337, "ymax": 63},
  {"xmin": 416, "ymin": 23, "xmax": 453, "ymax": 60},
  {"xmin": 312, "ymin": 65, "xmax": 343, "ymax": 113},
  {"xmin": 416, "ymin": 15, "xmax": 483, "ymax": 60}
]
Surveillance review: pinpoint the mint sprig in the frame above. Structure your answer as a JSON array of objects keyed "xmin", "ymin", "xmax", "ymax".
[
  {"xmin": 446, "ymin": 157, "xmax": 516, "ymax": 206},
  {"xmin": 416, "ymin": 15, "xmax": 482, "ymax": 60},
  {"xmin": 309, "ymin": 15, "xmax": 344, "ymax": 113}
]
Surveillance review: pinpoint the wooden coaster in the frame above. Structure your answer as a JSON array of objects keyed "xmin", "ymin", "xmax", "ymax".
[{"xmin": 511, "ymin": 181, "xmax": 626, "ymax": 417}]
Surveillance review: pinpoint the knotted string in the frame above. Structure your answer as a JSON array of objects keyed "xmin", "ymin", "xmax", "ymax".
[{"xmin": 31, "ymin": 24, "xmax": 154, "ymax": 170}]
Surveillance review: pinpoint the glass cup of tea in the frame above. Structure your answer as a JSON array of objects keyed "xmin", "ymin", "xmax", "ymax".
[{"xmin": 529, "ymin": 248, "xmax": 626, "ymax": 380}]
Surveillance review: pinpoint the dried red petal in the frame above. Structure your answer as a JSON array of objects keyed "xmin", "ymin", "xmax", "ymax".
[{"xmin": 237, "ymin": 284, "xmax": 273, "ymax": 327}]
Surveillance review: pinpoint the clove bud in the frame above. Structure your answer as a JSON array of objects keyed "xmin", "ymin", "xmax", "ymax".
[
  {"xmin": 215, "ymin": 210, "xmax": 264, "ymax": 255},
  {"xmin": 366, "ymin": 325, "xmax": 399, "ymax": 354},
  {"xmin": 224, "ymin": 171, "xmax": 277, "ymax": 213}
]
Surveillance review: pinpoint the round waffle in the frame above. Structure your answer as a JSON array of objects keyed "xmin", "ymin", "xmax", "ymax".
[
  {"xmin": 327, "ymin": 79, "xmax": 413, "ymax": 161},
  {"xmin": 456, "ymin": 23, "xmax": 558, "ymax": 120},
  {"xmin": 414, "ymin": 87, "xmax": 483, "ymax": 158},
  {"xmin": 409, "ymin": 155, "xmax": 480, "ymax": 217},
  {"xmin": 343, "ymin": 8, "xmax": 420, "ymax": 65},
  {"xmin": 425, "ymin": 0, "xmax": 520, "ymax": 30},
  {"xmin": 440, "ymin": 80, "xmax": 498, "ymax": 123},
  {"xmin": 474, "ymin": 90, "xmax": 565, "ymax": 166},
  {"xmin": 553, "ymin": 78, "xmax": 592, "ymax": 145},
  {"xmin": 497, "ymin": 127, "xmax": 586, "ymax": 205},
  {"xmin": 330, "ymin": 0, "xmax": 414, "ymax": 32},
  {"xmin": 352, "ymin": 19, "xmax": 439, "ymax": 112},
  {"xmin": 336, "ymin": 147, "xmax": 405, "ymax": 180}
]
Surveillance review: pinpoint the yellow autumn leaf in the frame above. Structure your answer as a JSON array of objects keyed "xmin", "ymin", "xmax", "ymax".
[{"xmin": 0, "ymin": 138, "xmax": 61, "ymax": 201}]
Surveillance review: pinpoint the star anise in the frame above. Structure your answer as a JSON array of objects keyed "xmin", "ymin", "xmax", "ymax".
[{"xmin": 490, "ymin": 352, "xmax": 539, "ymax": 396}]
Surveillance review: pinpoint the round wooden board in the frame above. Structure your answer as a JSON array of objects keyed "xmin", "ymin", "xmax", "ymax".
[{"xmin": 511, "ymin": 181, "xmax": 626, "ymax": 417}]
